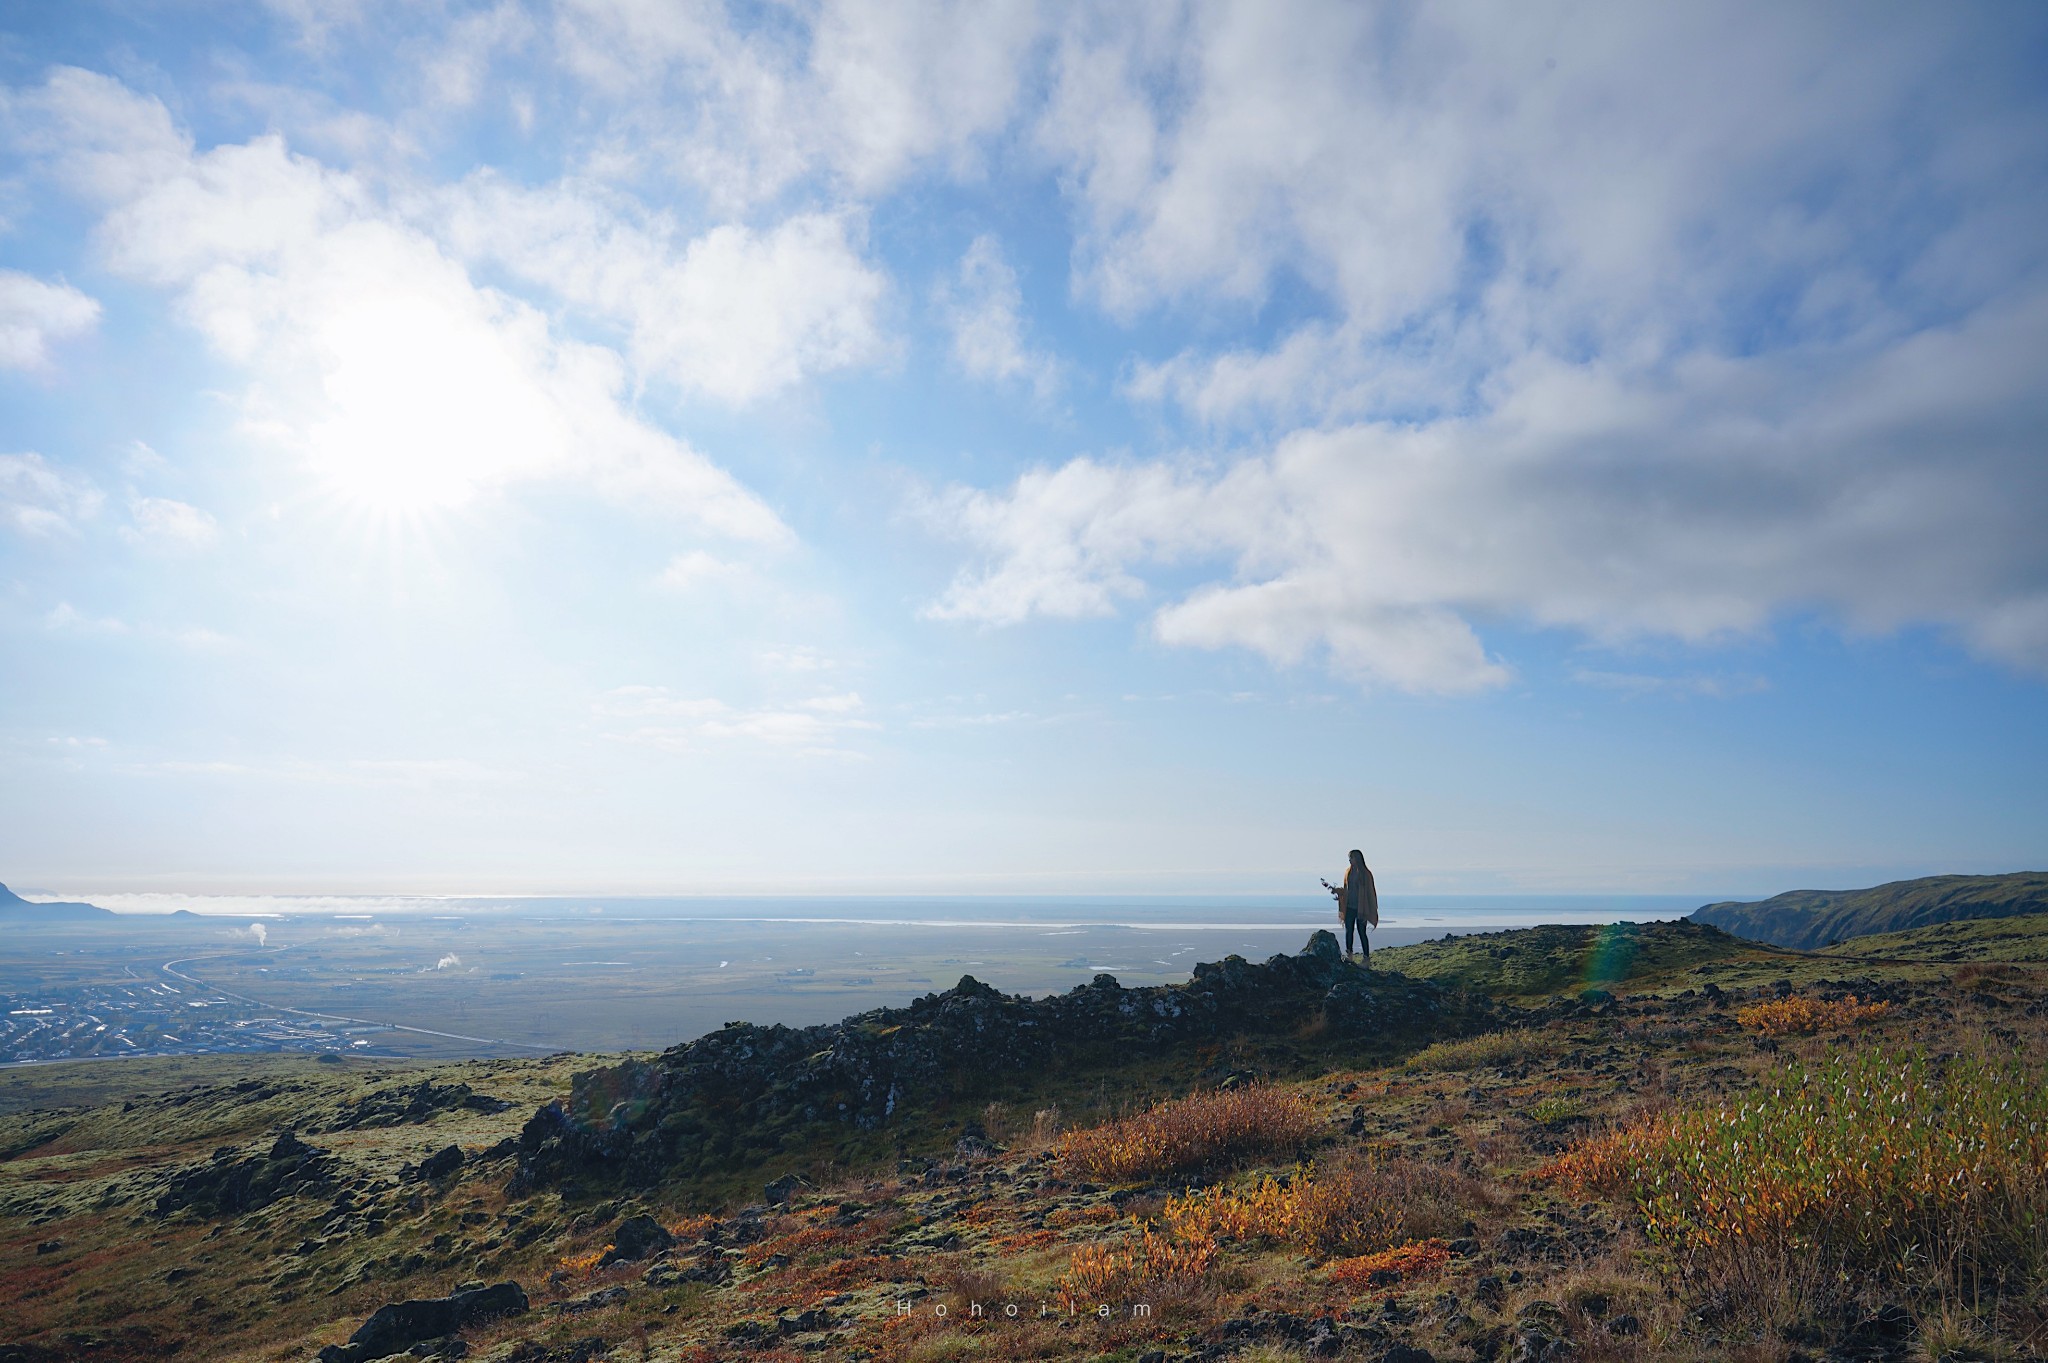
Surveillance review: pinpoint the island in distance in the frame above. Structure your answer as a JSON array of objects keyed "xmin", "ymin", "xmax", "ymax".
[{"xmin": 0, "ymin": 881, "xmax": 114, "ymax": 922}]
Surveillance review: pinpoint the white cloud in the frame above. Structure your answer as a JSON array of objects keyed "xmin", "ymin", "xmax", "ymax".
[
  {"xmin": 1572, "ymin": 669, "xmax": 1770, "ymax": 700},
  {"xmin": 915, "ymin": 5, "xmax": 2048, "ymax": 692},
  {"xmin": 551, "ymin": 0, "xmax": 1045, "ymax": 208},
  {"xmin": 930, "ymin": 294, "xmax": 2048, "ymax": 691},
  {"xmin": 418, "ymin": 2, "xmax": 533, "ymax": 109},
  {"xmin": 0, "ymin": 452, "xmax": 102, "ymax": 535},
  {"xmin": 936, "ymin": 234, "xmax": 1059, "ymax": 397},
  {"xmin": 1, "ymin": 65, "xmax": 191, "ymax": 201},
  {"xmin": 758, "ymin": 646, "xmax": 835, "ymax": 673},
  {"xmin": 598, "ymin": 684, "xmax": 877, "ymax": 753},
  {"xmin": 13, "ymin": 68, "xmax": 790, "ymax": 541},
  {"xmin": 46, "ymin": 601, "xmax": 231, "ymax": 649},
  {"xmin": 45, "ymin": 602, "xmax": 128, "ymax": 635},
  {"xmin": 1044, "ymin": 5, "xmax": 2048, "ymax": 424},
  {"xmin": 436, "ymin": 176, "xmax": 887, "ymax": 403},
  {"xmin": 123, "ymin": 496, "xmax": 218, "ymax": 551},
  {"xmin": 655, "ymin": 550, "xmax": 744, "ymax": 592},
  {"xmin": 0, "ymin": 270, "xmax": 100, "ymax": 369}
]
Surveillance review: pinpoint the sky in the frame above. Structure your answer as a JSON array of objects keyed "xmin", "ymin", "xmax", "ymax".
[{"xmin": 1, "ymin": 1, "xmax": 2045, "ymax": 900}]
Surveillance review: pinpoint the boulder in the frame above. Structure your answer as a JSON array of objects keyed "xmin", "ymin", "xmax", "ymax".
[
  {"xmin": 156, "ymin": 1131, "xmax": 335, "ymax": 1218},
  {"xmin": 598, "ymin": 1214, "xmax": 673, "ymax": 1266},
  {"xmin": 417, "ymin": 1145, "xmax": 464, "ymax": 1181},
  {"xmin": 315, "ymin": 1281, "xmax": 527, "ymax": 1363}
]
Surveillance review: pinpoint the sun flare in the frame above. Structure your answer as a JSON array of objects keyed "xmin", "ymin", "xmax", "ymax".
[{"xmin": 300, "ymin": 286, "xmax": 562, "ymax": 515}]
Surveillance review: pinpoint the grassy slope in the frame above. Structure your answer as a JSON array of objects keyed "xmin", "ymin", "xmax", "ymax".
[
  {"xmin": 1691, "ymin": 871, "xmax": 2048, "ymax": 949},
  {"xmin": 2, "ymin": 927, "xmax": 2043, "ymax": 1361},
  {"xmin": 1370, "ymin": 918, "xmax": 1776, "ymax": 1001},
  {"xmin": 1818, "ymin": 908, "xmax": 2048, "ymax": 963}
]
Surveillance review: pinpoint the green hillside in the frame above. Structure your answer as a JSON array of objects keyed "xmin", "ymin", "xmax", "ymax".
[
  {"xmin": 1819, "ymin": 910, "xmax": 2048, "ymax": 963},
  {"xmin": 1370, "ymin": 918, "xmax": 1763, "ymax": 1000},
  {"xmin": 1691, "ymin": 872, "xmax": 2048, "ymax": 949}
]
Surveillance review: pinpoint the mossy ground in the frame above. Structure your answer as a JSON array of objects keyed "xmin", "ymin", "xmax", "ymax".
[{"xmin": 3, "ymin": 915, "xmax": 2046, "ymax": 1362}]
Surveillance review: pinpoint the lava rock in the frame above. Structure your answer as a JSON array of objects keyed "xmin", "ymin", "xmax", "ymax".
[
  {"xmin": 558, "ymin": 1286, "xmax": 628, "ymax": 1314},
  {"xmin": 418, "ymin": 1145, "xmax": 464, "ymax": 1182},
  {"xmin": 315, "ymin": 1281, "xmax": 528, "ymax": 1363},
  {"xmin": 598, "ymin": 1214, "xmax": 673, "ymax": 1266},
  {"xmin": 512, "ymin": 931, "xmax": 1499, "ymax": 1189},
  {"xmin": 764, "ymin": 1173, "xmax": 812, "ymax": 1205},
  {"xmin": 155, "ymin": 1131, "xmax": 336, "ymax": 1218},
  {"xmin": 327, "ymin": 1081, "xmax": 512, "ymax": 1131}
]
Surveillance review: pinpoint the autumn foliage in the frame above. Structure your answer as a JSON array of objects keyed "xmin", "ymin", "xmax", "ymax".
[
  {"xmin": 1734, "ymin": 995, "xmax": 1891, "ymax": 1035},
  {"xmin": 1162, "ymin": 1156, "xmax": 1475, "ymax": 1258},
  {"xmin": 1054, "ymin": 1224, "xmax": 1220, "ymax": 1310},
  {"xmin": 1541, "ymin": 1047, "xmax": 2048, "ymax": 1293},
  {"xmin": 1324, "ymin": 1239, "xmax": 1453, "ymax": 1287},
  {"xmin": 1055, "ymin": 1083, "xmax": 1317, "ymax": 1181}
]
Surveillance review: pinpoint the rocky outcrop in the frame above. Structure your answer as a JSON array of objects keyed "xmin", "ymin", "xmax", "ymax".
[
  {"xmin": 325, "ymin": 1080, "xmax": 511, "ymax": 1131},
  {"xmin": 598, "ymin": 1214, "xmax": 672, "ymax": 1266},
  {"xmin": 154, "ymin": 1131, "xmax": 335, "ymax": 1218},
  {"xmin": 314, "ymin": 1281, "xmax": 527, "ymax": 1362},
  {"xmin": 512, "ymin": 930, "xmax": 1499, "ymax": 1189}
]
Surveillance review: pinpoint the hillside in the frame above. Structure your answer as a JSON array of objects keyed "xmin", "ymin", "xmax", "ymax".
[
  {"xmin": 0, "ymin": 881, "xmax": 112, "ymax": 922},
  {"xmin": 1819, "ymin": 909, "xmax": 2048, "ymax": 963},
  {"xmin": 1, "ymin": 926, "xmax": 2043, "ymax": 1362},
  {"xmin": 1690, "ymin": 871, "xmax": 2048, "ymax": 948},
  {"xmin": 1370, "ymin": 918, "xmax": 1764, "ymax": 1000}
]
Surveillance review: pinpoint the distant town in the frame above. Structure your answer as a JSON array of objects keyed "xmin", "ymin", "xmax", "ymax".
[{"xmin": 1, "ymin": 978, "xmax": 409, "ymax": 1065}]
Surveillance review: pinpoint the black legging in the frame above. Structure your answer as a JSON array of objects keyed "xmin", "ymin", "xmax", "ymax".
[{"xmin": 1343, "ymin": 907, "xmax": 1369, "ymax": 963}]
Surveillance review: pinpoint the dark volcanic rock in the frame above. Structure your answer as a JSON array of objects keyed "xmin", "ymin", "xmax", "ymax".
[
  {"xmin": 155, "ymin": 1131, "xmax": 336, "ymax": 1218},
  {"xmin": 417, "ymin": 1144, "xmax": 465, "ymax": 1181},
  {"xmin": 510, "ymin": 930, "xmax": 1497, "ymax": 1189},
  {"xmin": 598, "ymin": 1214, "xmax": 673, "ymax": 1265},
  {"xmin": 315, "ymin": 1281, "xmax": 528, "ymax": 1362},
  {"xmin": 327, "ymin": 1081, "xmax": 512, "ymax": 1131}
]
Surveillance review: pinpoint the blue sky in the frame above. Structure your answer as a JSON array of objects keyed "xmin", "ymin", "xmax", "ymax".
[{"xmin": 1, "ymin": 1, "xmax": 2045, "ymax": 898}]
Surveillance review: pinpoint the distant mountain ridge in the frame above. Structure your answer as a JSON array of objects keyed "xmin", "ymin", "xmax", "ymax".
[
  {"xmin": 1691, "ymin": 872, "xmax": 2048, "ymax": 949},
  {"xmin": 0, "ymin": 881, "xmax": 114, "ymax": 920}
]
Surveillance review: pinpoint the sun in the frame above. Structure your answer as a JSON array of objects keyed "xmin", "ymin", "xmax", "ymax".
[{"xmin": 299, "ymin": 288, "xmax": 560, "ymax": 517}]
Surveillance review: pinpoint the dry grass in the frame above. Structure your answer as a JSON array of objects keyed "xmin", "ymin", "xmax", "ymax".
[
  {"xmin": 1055, "ymin": 1084, "xmax": 1316, "ymax": 1182},
  {"xmin": 1162, "ymin": 1153, "xmax": 1488, "ymax": 1259},
  {"xmin": 1404, "ymin": 1031, "xmax": 1543, "ymax": 1072},
  {"xmin": 1542, "ymin": 1045, "xmax": 2048, "ymax": 1309},
  {"xmin": 1323, "ymin": 1238, "xmax": 1452, "ymax": 1286},
  {"xmin": 1734, "ymin": 995, "xmax": 1892, "ymax": 1035}
]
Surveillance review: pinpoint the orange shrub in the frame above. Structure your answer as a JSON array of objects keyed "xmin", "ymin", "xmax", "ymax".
[
  {"xmin": 1054, "ymin": 1225, "xmax": 1218, "ymax": 1310},
  {"xmin": 1046, "ymin": 1204, "xmax": 1119, "ymax": 1229},
  {"xmin": 1163, "ymin": 1157, "xmax": 1476, "ymax": 1258},
  {"xmin": 1324, "ymin": 1239, "xmax": 1452, "ymax": 1287},
  {"xmin": 669, "ymin": 1213, "xmax": 717, "ymax": 1241},
  {"xmin": 555, "ymin": 1249, "xmax": 605, "ymax": 1278},
  {"xmin": 741, "ymin": 1224, "xmax": 864, "ymax": 1267},
  {"xmin": 809, "ymin": 1254, "xmax": 896, "ymax": 1292},
  {"xmin": 1056, "ymin": 1084, "xmax": 1317, "ymax": 1182},
  {"xmin": 1735, "ymin": 995, "xmax": 1890, "ymax": 1035}
]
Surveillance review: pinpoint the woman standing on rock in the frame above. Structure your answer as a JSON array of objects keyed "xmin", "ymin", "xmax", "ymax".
[{"xmin": 1332, "ymin": 850, "xmax": 1378, "ymax": 964}]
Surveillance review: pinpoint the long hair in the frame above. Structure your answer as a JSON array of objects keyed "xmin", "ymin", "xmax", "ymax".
[{"xmin": 1348, "ymin": 849, "xmax": 1366, "ymax": 874}]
